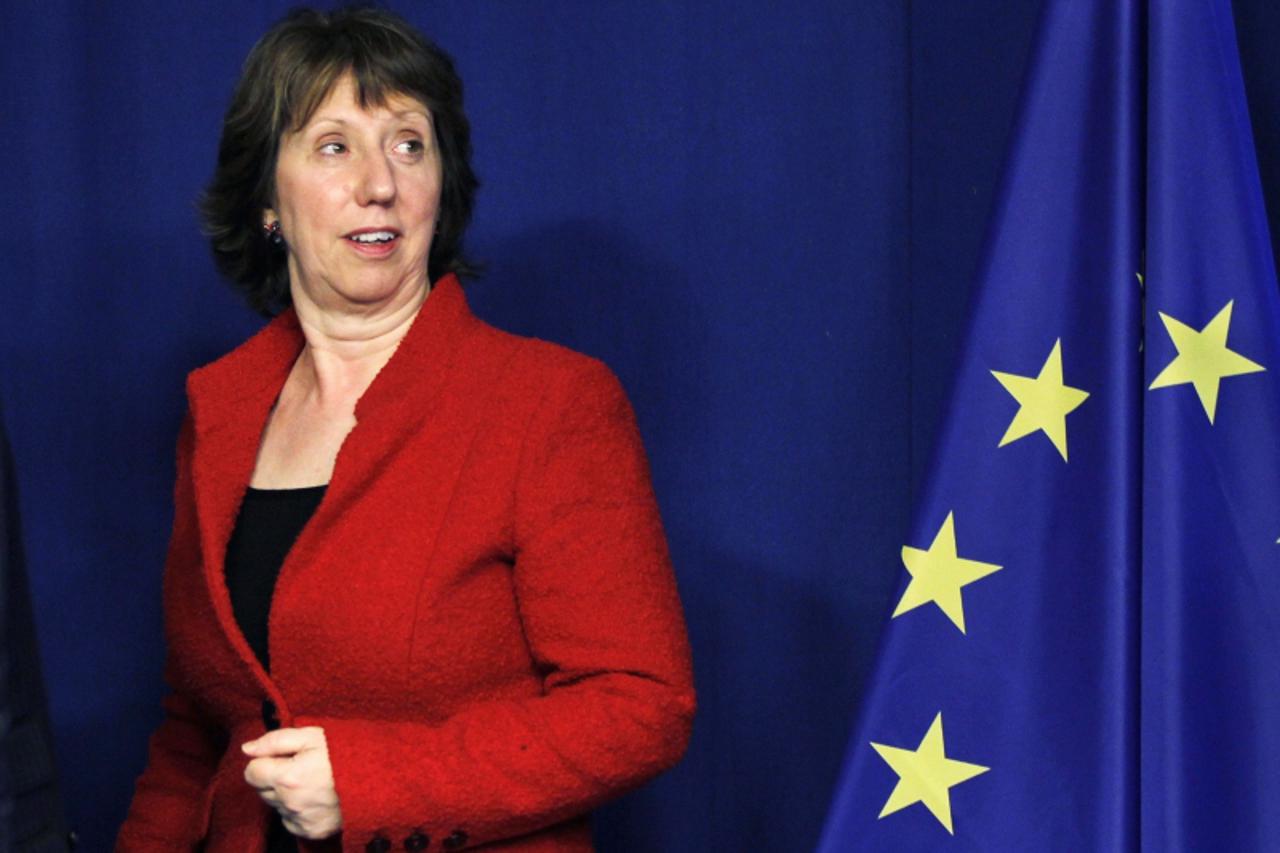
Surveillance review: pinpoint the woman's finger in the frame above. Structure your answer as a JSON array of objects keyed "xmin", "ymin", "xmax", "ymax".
[
  {"xmin": 242, "ymin": 726, "xmax": 319, "ymax": 757},
  {"xmin": 244, "ymin": 755, "xmax": 293, "ymax": 789},
  {"xmin": 280, "ymin": 814, "xmax": 304, "ymax": 837}
]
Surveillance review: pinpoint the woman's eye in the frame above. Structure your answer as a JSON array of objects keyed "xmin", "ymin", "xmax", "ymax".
[
  {"xmin": 319, "ymin": 141, "xmax": 346, "ymax": 155},
  {"xmin": 396, "ymin": 138, "xmax": 425, "ymax": 155}
]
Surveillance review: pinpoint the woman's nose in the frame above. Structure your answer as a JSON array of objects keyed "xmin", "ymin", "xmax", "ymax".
[{"xmin": 355, "ymin": 153, "xmax": 396, "ymax": 205}]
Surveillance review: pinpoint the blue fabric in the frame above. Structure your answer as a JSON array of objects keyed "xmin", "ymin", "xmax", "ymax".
[{"xmin": 818, "ymin": 0, "xmax": 1280, "ymax": 849}]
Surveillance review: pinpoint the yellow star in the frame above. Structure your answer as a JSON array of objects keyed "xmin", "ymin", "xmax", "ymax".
[
  {"xmin": 872, "ymin": 712, "xmax": 990, "ymax": 834},
  {"xmin": 991, "ymin": 339, "xmax": 1090, "ymax": 461},
  {"xmin": 1148, "ymin": 300, "xmax": 1264, "ymax": 423},
  {"xmin": 893, "ymin": 512, "xmax": 1002, "ymax": 634}
]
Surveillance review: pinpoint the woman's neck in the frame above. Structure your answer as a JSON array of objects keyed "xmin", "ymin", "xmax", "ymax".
[{"xmin": 286, "ymin": 282, "xmax": 429, "ymax": 412}]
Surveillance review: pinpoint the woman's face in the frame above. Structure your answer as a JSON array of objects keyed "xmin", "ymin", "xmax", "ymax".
[{"xmin": 265, "ymin": 74, "xmax": 442, "ymax": 312}]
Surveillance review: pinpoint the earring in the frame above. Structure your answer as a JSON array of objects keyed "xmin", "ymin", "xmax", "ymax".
[{"xmin": 265, "ymin": 220, "xmax": 284, "ymax": 246}]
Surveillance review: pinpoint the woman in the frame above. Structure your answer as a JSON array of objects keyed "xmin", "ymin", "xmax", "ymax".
[{"xmin": 116, "ymin": 7, "xmax": 694, "ymax": 852}]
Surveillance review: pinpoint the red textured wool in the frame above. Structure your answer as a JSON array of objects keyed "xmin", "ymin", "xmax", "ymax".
[{"xmin": 116, "ymin": 275, "xmax": 695, "ymax": 852}]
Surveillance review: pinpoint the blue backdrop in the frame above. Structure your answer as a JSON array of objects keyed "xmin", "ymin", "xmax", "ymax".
[{"xmin": 2, "ymin": 1, "xmax": 1278, "ymax": 849}]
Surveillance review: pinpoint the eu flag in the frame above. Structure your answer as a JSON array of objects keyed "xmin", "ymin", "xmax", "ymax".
[{"xmin": 819, "ymin": 0, "xmax": 1280, "ymax": 849}]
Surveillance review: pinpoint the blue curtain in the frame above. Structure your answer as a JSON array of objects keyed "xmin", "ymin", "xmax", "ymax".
[{"xmin": 3, "ymin": 1, "xmax": 1280, "ymax": 849}]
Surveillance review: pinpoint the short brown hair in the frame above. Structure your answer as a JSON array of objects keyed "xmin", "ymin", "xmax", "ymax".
[{"xmin": 199, "ymin": 6, "xmax": 479, "ymax": 315}]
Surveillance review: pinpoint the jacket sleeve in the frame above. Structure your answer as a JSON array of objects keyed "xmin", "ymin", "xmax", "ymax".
[
  {"xmin": 307, "ymin": 358, "xmax": 696, "ymax": 850},
  {"xmin": 116, "ymin": 415, "xmax": 224, "ymax": 851}
]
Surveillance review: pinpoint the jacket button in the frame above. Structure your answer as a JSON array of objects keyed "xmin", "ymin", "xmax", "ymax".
[
  {"xmin": 366, "ymin": 836, "xmax": 392, "ymax": 853},
  {"xmin": 404, "ymin": 830, "xmax": 430, "ymax": 851},
  {"xmin": 261, "ymin": 699, "xmax": 280, "ymax": 731},
  {"xmin": 442, "ymin": 829, "xmax": 468, "ymax": 850}
]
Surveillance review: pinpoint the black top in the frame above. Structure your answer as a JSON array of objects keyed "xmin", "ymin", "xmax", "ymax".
[
  {"xmin": 224, "ymin": 484, "xmax": 327, "ymax": 853},
  {"xmin": 225, "ymin": 485, "xmax": 326, "ymax": 671}
]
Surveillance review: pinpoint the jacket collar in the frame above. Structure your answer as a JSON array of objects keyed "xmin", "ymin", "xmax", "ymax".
[{"xmin": 185, "ymin": 272, "xmax": 473, "ymax": 432}]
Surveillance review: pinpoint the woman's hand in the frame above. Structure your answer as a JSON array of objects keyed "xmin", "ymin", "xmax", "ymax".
[{"xmin": 243, "ymin": 726, "xmax": 343, "ymax": 840}]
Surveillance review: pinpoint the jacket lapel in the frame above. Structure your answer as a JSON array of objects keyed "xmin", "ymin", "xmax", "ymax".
[
  {"xmin": 269, "ymin": 276, "xmax": 512, "ymax": 686},
  {"xmin": 183, "ymin": 275, "xmax": 485, "ymax": 694},
  {"xmin": 185, "ymin": 308, "xmax": 303, "ymax": 689}
]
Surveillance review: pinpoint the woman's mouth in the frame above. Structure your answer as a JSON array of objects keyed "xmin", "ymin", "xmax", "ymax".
[{"xmin": 345, "ymin": 229, "xmax": 401, "ymax": 256}]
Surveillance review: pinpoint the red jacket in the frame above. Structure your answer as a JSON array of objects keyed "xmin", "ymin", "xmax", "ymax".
[{"xmin": 117, "ymin": 275, "xmax": 695, "ymax": 852}]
